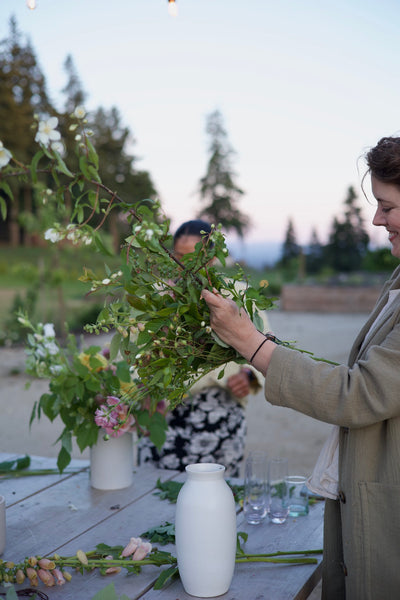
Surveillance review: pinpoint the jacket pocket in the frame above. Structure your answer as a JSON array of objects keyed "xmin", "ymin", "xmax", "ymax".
[{"xmin": 359, "ymin": 481, "xmax": 400, "ymax": 599}]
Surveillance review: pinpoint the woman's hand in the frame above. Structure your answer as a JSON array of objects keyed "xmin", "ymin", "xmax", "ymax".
[
  {"xmin": 201, "ymin": 288, "xmax": 276, "ymax": 377},
  {"xmin": 227, "ymin": 370, "xmax": 251, "ymax": 399},
  {"xmin": 201, "ymin": 289, "xmax": 262, "ymax": 361}
]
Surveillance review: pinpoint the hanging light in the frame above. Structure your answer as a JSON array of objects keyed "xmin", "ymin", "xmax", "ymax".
[
  {"xmin": 26, "ymin": 0, "xmax": 36, "ymax": 9},
  {"xmin": 167, "ymin": 0, "xmax": 177, "ymax": 17}
]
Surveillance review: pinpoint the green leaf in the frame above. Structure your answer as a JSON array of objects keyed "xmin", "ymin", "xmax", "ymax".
[
  {"xmin": 54, "ymin": 150, "xmax": 74, "ymax": 177},
  {"xmin": 93, "ymin": 231, "xmax": 114, "ymax": 256},
  {"xmin": 90, "ymin": 583, "xmax": 130, "ymax": 600},
  {"xmin": 0, "ymin": 455, "xmax": 30, "ymax": 474},
  {"xmin": 86, "ymin": 138, "xmax": 99, "ymax": 169},
  {"xmin": 57, "ymin": 445, "xmax": 72, "ymax": 473},
  {"xmin": 0, "ymin": 180, "xmax": 13, "ymax": 202},
  {"xmin": 153, "ymin": 565, "xmax": 180, "ymax": 590},
  {"xmin": 0, "ymin": 196, "xmax": 7, "ymax": 220},
  {"xmin": 153, "ymin": 479, "xmax": 183, "ymax": 503},
  {"xmin": 149, "ymin": 424, "xmax": 166, "ymax": 450},
  {"xmin": 30, "ymin": 149, "xmax": 44, "ymax": 183},
  {"xmin": 6, "ymin": 586, "xmax": 19, "ymax": 600},
  {"xmin": 141, "ymin": 521, "xmax": 176, "ymax": 545},
  {"xmin": 109, "ymin": 332, "xmax": 122, "ymax": 361}
]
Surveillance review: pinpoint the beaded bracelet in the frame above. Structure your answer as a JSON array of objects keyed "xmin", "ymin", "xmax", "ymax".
[{"xmin": 249, "ymin": 333, "xmax": 279, "ymax": 363}]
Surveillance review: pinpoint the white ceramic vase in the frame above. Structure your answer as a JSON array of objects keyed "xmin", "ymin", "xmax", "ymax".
[
  {"xmin": 90, "ymin": 431, "xmax": 134, "ymax": 490},
  {"xmin": 175, "ymin": 463, "xmax": 237, "ymax": 597}
]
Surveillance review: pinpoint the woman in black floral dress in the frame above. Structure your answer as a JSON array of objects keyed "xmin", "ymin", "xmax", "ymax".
[{"xmin": 138, "ymin": 220, "xmax": 264, "ymax": 476}]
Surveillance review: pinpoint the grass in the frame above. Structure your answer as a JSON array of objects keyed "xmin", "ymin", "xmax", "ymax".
[{"xmin": 0, "ymin": 244, "xmax": 122, "ymax": 344}]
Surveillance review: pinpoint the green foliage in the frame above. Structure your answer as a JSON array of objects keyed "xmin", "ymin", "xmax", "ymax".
[
  {"xmin": 91, "ymin": 583, "xmax": 131, "ymax": 600},
  {"xmin": 80, "ymin": 212, "xmax": 274, "ymax": 409},
  {"xmin": 23, "ymin": 319, "xmax": 167, "ymax": 472},
  {"xmin": 362, "ymin": 247, "xmax": 399, "ymax": 272},
  {"xmin": 0, "ymin": 283, "xmax": 38, "ymax": 346},
  {"xmin": 0, "ymin": 454, "xmax": 30, "ymax": 474}
]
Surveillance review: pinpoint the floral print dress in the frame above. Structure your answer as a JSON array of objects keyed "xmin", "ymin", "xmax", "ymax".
[{"xmin": 138, "ymin": 386, "xmax": 246, "ymax": 477}]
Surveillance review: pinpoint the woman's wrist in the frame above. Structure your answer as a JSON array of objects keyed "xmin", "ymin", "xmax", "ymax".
[{"xmin": 247, "ymin": 332, "xmax": 277, "ymax": 376}]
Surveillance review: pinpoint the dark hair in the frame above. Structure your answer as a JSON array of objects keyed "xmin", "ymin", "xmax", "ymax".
[
  {"xmin": 365, "ymin": 136, "xmax": 400, "ymax": 187},
  {"xmin": 173, "ymin": 219, "xmax": 212, "ymax": 242}
]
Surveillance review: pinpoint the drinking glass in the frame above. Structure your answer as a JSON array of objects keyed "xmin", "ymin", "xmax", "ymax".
[
  {"xmin": 267, "ymin": 457, "xmax": 289, "ymax": 524},
  {"xmin": 243, "ymin": 451, "xmax": 268, "ymax": 525},
  {"xmin": 285, "ymin": 475, "xmax": 309, "ymax": 517}
]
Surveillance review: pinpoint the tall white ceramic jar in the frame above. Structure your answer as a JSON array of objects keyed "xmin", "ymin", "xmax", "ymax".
[
  {"xmin": 175, "ymin": 463, "xmax": 237, "ymax": 597},
  {"xmin": 90, "ymin": 431, "xmax": 134, "ymax": 490}
]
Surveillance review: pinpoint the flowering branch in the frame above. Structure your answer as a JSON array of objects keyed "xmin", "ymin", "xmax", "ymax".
[{"xmin": 0, "ymin": 538, "xmax": 322, "ymax": 591}]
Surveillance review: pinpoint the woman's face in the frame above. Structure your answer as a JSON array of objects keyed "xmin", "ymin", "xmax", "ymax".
[
  {"xmin": 372, "ymin": 176, "xmax": 400, "ymax": 258},
  {"xmin": 174, "ymin": 234, "xmax": 202, "ymax": 260}
]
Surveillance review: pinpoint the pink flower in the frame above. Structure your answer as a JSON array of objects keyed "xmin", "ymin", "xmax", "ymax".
[
  {"xmin": 38, "ymin": 568, "xmax": 55, "ymax": 586},
  {"xmin": 94, "ymin": 396, "xmax": 135, "ymax": 436},
  {"xmin": 121, "ymin": 537, "xmax": 142, "ymax": 558},
  {"xmin": 52, "ymin": 568, "xmax": 66, "ymax": 585},
  {"xmin": 26, "ymin": 567, "xmax": 38, "ymax": 586},
  {"xmin": 133, "ymin": 541, "xmax": 152, "ymax": 561}
]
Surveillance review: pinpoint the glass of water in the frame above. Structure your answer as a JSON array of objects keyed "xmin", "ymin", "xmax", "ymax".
[
  {"xmin": 243, "ymin": 451, "xmax": 268, "ymax": 525},
  {"xmin": 267, "ymin": 457, "xmax": 289, "ymax": 524}
]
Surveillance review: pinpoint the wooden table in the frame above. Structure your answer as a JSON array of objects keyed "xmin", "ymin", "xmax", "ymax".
[{"xmin": 0, "ymin": 453, "xmax": 324, "ymax": 599}]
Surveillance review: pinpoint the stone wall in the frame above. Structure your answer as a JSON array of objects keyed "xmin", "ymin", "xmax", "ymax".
[{"xmin": 280, "ymin": 285, "xmax": 381, "ymax": 313}]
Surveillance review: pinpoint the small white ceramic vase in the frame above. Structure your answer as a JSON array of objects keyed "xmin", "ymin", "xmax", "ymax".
[
  {"xmin": 175, "ymin": 463, "xmax": 237, "ymax": 597},
  {"xmin": 90, "ymin": 431, "xmax": 134, "ymax": 490}
]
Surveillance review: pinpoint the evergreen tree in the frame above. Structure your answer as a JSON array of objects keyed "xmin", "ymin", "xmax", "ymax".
[
  {"xmin": 306, "ymin": 227, "xmax": 324, "ymax": 274},
  {"xmin": 197, "ymin": 109, "xmax": 249, "ymax": 237},
  {"xmin": 89, "ymin": 106, "xmax": 157, "ymax": 251},
  {"xmin": 280, "ymin": 218, "xmax": 301, "ymax": 266},
  {"xmin": 62, "ymin": 54, "xmax": 87, "ymax": 115},
  {"xmin": 325, "ymin": 186, "xmax": 370, "ymax": 272},
  {"xmin": 0, "ymin": 16, "xmax": 53, "ymax": 245}
]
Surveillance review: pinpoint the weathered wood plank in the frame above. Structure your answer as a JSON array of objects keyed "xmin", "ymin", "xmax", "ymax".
[
  {"xmin": 3, "ymin": 464, "xmax": 180, "ymax": 561},
  {"xmin": 7, "ymin": 473, "xmax": 181, "ymax": 599}
]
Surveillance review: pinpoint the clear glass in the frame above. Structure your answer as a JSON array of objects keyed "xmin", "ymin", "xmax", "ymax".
[
  {"xmin": 268, "ymin": 457, "xmax": 289, "ymax": 524},
  {"xmin": 243, "ymin": 451, "xmax": 268, "ymax": 525},
  {"xmin": 285, "ymin": 475, "xmax": 309, "ymax": 517}
]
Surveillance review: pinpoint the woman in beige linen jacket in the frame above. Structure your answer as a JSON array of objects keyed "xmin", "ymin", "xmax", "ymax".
[{"xmin": 202, "ymin": 136, "xmax": 400, "ymax": 599}]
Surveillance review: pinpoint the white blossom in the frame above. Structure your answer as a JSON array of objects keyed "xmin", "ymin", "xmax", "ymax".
[
  {"xmin": 35, "ymin": 117, "xmax": 61, "ymax": 146},
  {"xmin": 102, "ymin": 278, "xmax": 111, "ymax": 285},
  {"xmin": 74, "ymin": 105, "xmax": 86, "ymax": 119},
  {"xmin": 0, "ymin": 141, "xmax": 12, "ymax": 169},
  {"xmin": 44, "ymin": 341, "xmax": 59, "ymax": 356},
  {"xmin": 43, "ymin": 323, "xmax": 55, "ymax": 338},
  {"xmin": 144, "ymin": 229, "xmax": 154, "ymax": 241},
  {"xmin": 44, "ymin": 228, "xmax": 62, "ymax": 243},
  {"xmin": 51, "ymin": 141, "xmax": 64, "ymax": 154}
]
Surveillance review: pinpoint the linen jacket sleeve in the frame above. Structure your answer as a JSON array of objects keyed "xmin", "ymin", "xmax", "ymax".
[{"xmin": 264, "ymin": 267, "xmax": 400, "ymax": 428}]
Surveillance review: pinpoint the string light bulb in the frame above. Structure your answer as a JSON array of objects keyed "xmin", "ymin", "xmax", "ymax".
[
  {"xmin": 167, "ymin": 0, "xmax": 177, "ymax": 17},
  {"xmin": 26, "ymin": 0, "xmax": 36, "ymax": 9}
]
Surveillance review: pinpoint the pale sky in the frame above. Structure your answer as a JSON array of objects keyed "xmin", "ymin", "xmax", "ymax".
[{"xmin": 1, "ymin": 0, "xmax": 399, "ymax": 252}]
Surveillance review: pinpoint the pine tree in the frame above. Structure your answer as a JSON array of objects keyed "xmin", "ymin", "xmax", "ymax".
[
  {"xmin": 197, "ymin": 110, "xmax": 249, "ymax": 237},
  {"xmin": 325, "ymin": 186, "xmax": 370, "ymax": 272},
  {"xmin": 280, "ymin": 218, "xmax": 301, "ymax": 266},
  {"xmin": 89, "ymin": 106, "xmax": 157, "ymax": 252},
  {"xmin": 306, "ymin": 227, "xmax": 324, "ymax": 274},
  {"xmin": 0, "ymin": 17, "xmax": 52, "ymax": 245}
]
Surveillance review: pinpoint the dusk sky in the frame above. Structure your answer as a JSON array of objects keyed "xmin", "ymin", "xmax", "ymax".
[{"xmin": 2, "ymin": 0, "xmax": 399, "ymax": 256}]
